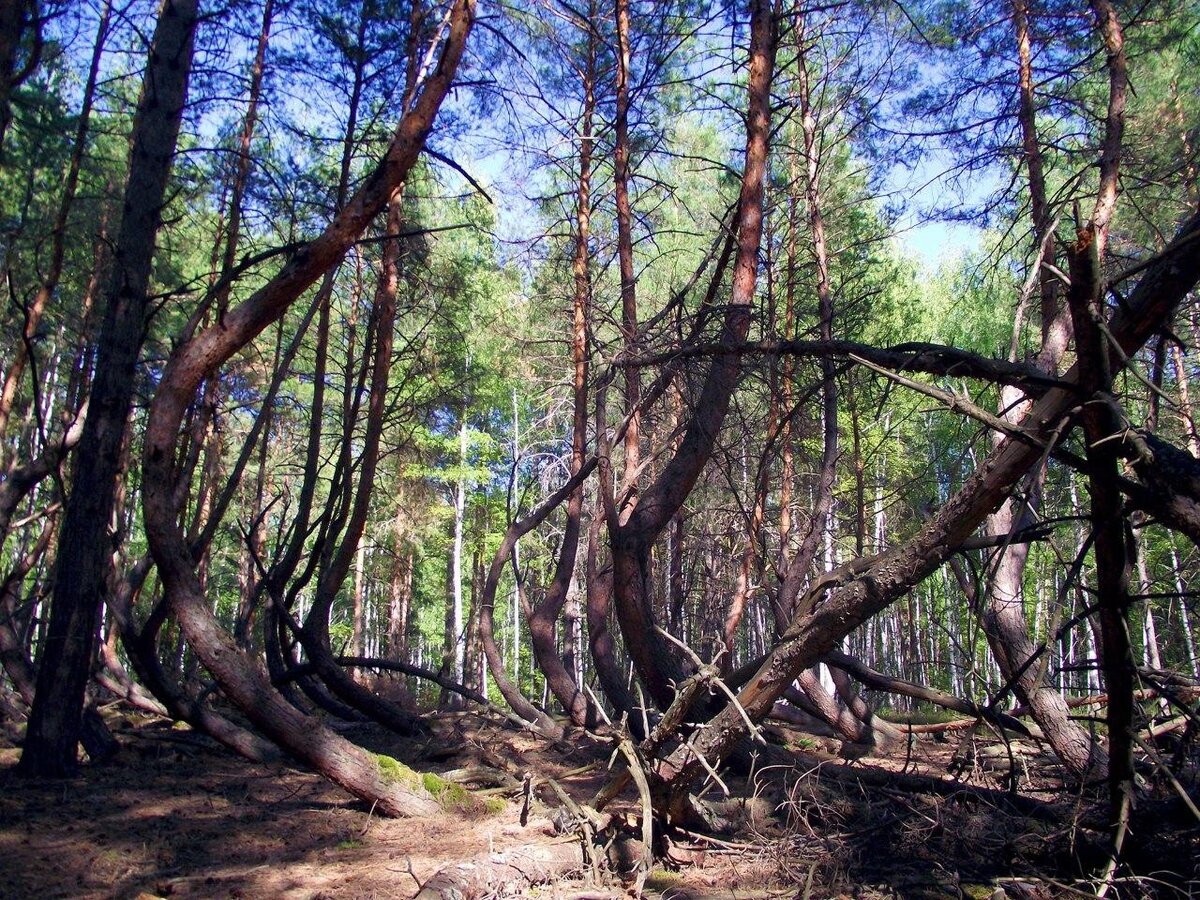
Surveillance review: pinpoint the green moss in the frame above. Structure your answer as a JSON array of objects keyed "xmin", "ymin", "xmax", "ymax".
[
  {"xmin": 644, "ymin": 869, "xmax": 683, "ymax": 890},
  {"xmin": 961, "ymin": 884, "xmax": 998, "ymax": 900},
  {"xmin": 420, "ymin": 770, "xmax": 481, "ymax": 812},
  {"xmin": 371, "ymin": 753, "xmax": 420, "ymax": 787},
  {"xmin": 336, "ymin": 838, "xmax": 364, "ymax": 851},
  {"xmin": 371, "ymin": 755, "xmax": 502, "ymax": 816},
  {"xmin": 878, "ymin": 705, "xmax": 959, "ymax": 725}
]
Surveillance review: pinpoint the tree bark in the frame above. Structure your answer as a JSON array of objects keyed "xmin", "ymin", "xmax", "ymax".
[
  {"xmin": 614, "ymin": 0, "xmax": 641, "ymax": 518},
  {"xmin": 522, "ymin": 6, "xmax": 598, "ymax": 726},
  {"xmin": 609, "ymin": 0, "xmax": 777, "ymax": 710},
  {"xmin": 19, "ymin": 0, "xmax": 198, "ymax": 778},
  {"xmin": 141, "ymin": 0, "xmax": 475, "ymax": 814},
  {"xmin": 974, "ymin": 0, "xmax": 1101, "ymax": 782}
]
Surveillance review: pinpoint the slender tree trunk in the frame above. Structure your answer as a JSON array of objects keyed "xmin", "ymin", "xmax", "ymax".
[
  {"xmin": 974, "ymin": 0, "xmax": 1104, "ymax": 782},
  {"xmin": 451, "ymin": 415, "xmax": 468, "ymax": 686},
  {"xmin": 776, "ymin": 8, "xmax": 838, "ymax": 630},
  {"xmin": 1170, "ymin": 341, "xmax": 1200, "ymax": 456},
  {"xmin": 388, "ymin": 537, "xmax": 413, "ymax": 661},
  {"xmin": 610, "ymin": 0, "xmax": 776, "ymax": 709},
  {"xmin": 614, "ymin": 0, "xmax": 640, "ymax": 518},
  {"xmin": 523, "ymin": 5, "xmax": 597, "ymax": 726},
  {"xmin": 18, "ymin": 0, "xmax": 198, "ymax": 778},
  {"xmin": 1169, "ymin": 540, "xmax": 1199, "ymax": 677}
]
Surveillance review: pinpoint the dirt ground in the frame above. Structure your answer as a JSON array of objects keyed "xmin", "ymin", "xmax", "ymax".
[{"xmin": 1, "ymin": 709, "xmax": 1196, "ymax": 899}]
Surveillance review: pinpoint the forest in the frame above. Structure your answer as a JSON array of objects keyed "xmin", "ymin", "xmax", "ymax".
[{"xmin": 0, "ymin": 0, "xmax": 1198, "ymax": 896}]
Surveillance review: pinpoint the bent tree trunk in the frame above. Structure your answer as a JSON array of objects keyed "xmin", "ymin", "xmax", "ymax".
[
  {"xmin": 975, "ymin": 0, "xmax": 1102, "ymax": 783},
  {"xmin": 522, "ymin": 7, "xmax": 598, "ymax": 728},
  {"xmin": 650, "ymin": 210, "xmax": 1200, "ymax": 810},
  {"xmin": 19, "ymin": 0, "xmax": 198, "ymax": 778},
  {"xmin": 141, "ymin": 0, "xmax": 475, "ymax": 815}
]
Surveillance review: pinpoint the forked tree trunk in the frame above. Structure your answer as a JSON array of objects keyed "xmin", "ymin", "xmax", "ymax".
[
  {"xmin": 476, "ymin": 460, "xmax": 601, "ymax": 739},
  {"xmin": 609, "ymin": 0, "xmax": 776, "ymax": 710}
]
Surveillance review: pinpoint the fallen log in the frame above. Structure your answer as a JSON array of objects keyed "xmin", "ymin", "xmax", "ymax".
[{"xmin": 414, "ymin": 840, "xmax": 588, "ymax": 899}]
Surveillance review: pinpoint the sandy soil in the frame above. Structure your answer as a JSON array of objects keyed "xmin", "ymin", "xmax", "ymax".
[
  {"xmin": 1, "ymin": 710, "xmax": 1195, "ymax": 899},
  {"xmin": 1, "ymin": 712, "xmax": 606, "ymax": 899}
]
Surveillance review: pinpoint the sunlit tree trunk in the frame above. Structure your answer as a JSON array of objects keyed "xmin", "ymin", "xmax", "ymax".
[
  {"xmin": 142, "ymin": 0, "xmax": 476, "ymax": 815},
  {"xmin": 614, "ymin": 0, "xmax": 640, "ymax": 518},
  {"xmin": 975, "ymin": 0, "xmax": 1103, "ymax": 782},
  {"xmin": 776, "ymin": 7, "xmax": 838, "ymax": 631},
  {"xmin": 608, "ymin": 0, "xmax": 776, "ymax": 710},
  {"xmin": 18, "ymin": 0, "xmax": 198, "ymax": 778}
]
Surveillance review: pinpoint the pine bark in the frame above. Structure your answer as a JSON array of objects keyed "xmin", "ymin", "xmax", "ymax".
[
  {"xmin": 19, "ymin": 0, "xmax": 199, "ymax": 778},
  {"xmin": 141, "ymin": 0, "xmax": 475, "ymax": 814},
  {"xmin": 609, "ymin": 0, "xmax": 776, "ymax": 710}
]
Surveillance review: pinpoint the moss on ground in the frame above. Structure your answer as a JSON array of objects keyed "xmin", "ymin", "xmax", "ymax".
[{"xmin": 644, "ymin": 869, "xmax": 682, "ymax": 890}]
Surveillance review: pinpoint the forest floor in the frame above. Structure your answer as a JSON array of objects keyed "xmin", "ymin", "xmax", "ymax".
[{"xmin": 0, "ymin": 705, "xmax": 1196, "ymax": 900}]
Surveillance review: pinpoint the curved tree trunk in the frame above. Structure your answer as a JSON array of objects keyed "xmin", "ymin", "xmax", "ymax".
[
  {"xmin": 523, "ymin": 2, "xmax": 598, "ymax": 728},
  {"xmin": 974, "ymin": 0, "xmax": 1104, "ymax": 783},
  {"xmin": 297, "ymin": 183, "xmax": 426, "ymax": 737},
  {"xmin": 476, "ymin": 461, "xmax": 601, "ymax": 740},
  {"xmin": 141, "ymin": 0, "xmax": 475, "ymax": 814}
]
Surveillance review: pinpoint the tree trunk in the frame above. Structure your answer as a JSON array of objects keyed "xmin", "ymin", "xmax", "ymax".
[
  {"xmin": 141, "ymin": 0, "xmax": 475, "ymax": 814},
  {"xmin": 523, "ymin": 7, "xmax": 597, "ymax": 726},
  {"xmin": 776, "ymin": 7, "xmax": 838, "ymax": 629},
  {"xmin": 609, "ymin": 0, "xmax": 776, "ymax": 710},
  {"xmin": 451, "ymin": 415, "xmax": 468, "ymax": 686},
  {"xmin": 975, "ymin": 0, "xmax": 1102, "ymax": 782},
  {"xmin": 19, "ymin": 0, "xmax": 198, "ymax": 778},
  {"xmin": 614, "ymin": 0, "xmax": 641, "ymax": 518}
]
